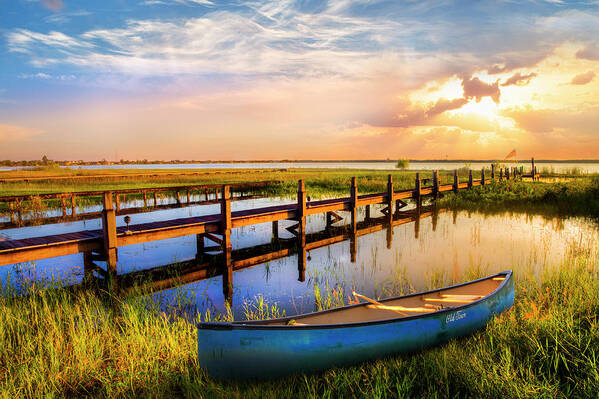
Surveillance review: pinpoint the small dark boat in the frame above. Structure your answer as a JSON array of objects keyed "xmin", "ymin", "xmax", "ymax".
[{"xmin": 197, "ymin": 271, "xmax": 514, "ymax": 380}]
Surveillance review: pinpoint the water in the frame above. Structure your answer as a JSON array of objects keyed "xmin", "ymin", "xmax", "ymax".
[
  {"xmin": 2, "ymin": 161, "xmax": 599, "ymax": 173},
  {"xmin": 2, "ymin": 195, "xmax": 597, "ymax": 319}
]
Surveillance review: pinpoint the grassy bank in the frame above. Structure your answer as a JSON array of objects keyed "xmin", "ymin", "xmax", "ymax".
[
  {"xmin": 1, "ymin": 247, "xmax": 597, "ymax": 398},
  {"xmin": 0, "ymin": 167, "xmax": 469, "ymax": 198},
  {"xmin": 439, "ymin": 177, "xmax": 599, "ymax": 217}
]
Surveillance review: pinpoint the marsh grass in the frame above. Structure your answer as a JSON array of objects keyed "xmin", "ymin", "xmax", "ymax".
[
  {"xmin": 439, "ymin": 177, "xmax": 599, "ymax": 217},
  {"xmin": 1, "ymin": 243, "xmax": 597, "ymax": 398}
]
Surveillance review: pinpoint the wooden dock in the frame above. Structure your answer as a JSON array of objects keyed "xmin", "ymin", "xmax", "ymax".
[
  {"xmin": 0, "ymin": 180, "xmax": 275, "ymax": 228},
  {"xmin": 0, "ymin": 165, "xmax": 525, "ymax": 273},
  {"xmin": 76, "ymin": 206, "xmax": 442, "ymax": 301}
]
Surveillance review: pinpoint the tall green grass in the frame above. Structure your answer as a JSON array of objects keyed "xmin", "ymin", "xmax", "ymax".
[
  {"xmin": 439, "ymin": 177, "xmax": 599, "ymax": 217},
  {"xmin": 1, "ymin": 244, "xmax": 597, "ymax": 398}
]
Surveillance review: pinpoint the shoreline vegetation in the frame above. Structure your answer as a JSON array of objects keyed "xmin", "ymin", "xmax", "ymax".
[
  {"xmin": 1, "ymin": 168, "xmax": 598, "ymax": 397},
  {"xmin": 2, "ymin": 158, "xmax": 599, "ymax": 168},
  {"xmin": 0, "ymin": 247, "xmax": 597, "ymax": 397}
]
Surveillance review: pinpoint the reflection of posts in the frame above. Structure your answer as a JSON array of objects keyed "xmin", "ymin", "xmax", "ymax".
[
  {"xmin": 350, "ymin": 177, "xmax": 358, "ymax": 234},
  {"xmin": 297, "ymin": 180, "xmax": 307, "ymax": 282},
  {"xmin": 350, "ymin": 230, "xmax": 357, "ymax": 263},
  {"xmin": 432, "ymin": 207, "xmax": 439, "ymax": 232},
  {"xmin": 414, "ymin": 208, "xmax": 421, "ymax": 239},
  {"xmin": 221, "ymin": 185, "xmax": 233, "ymax": 303},
  {"xmin": 196, "ymin": 234, "xmax": 205, "ymax": 261},
  {"xmin": 271, "ymin": 220, "xmax": 279, "ymax": 244}
]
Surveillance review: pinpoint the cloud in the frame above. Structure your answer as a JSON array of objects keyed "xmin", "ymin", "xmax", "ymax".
[
  {"xmin": 0, "ymin": 124, "xmax": 44, "ymax": 142},
  {"xmin": 501, "ymin": 71, "xmax": 537, "ymax": 87},
  {"xmin": 462, "ymin": 76, "xmax": 500, "ymax": 103},
  {"xmin": 41, "ymin": 0, "xmax": 64, "ymax": 12},
  {"xmin": 18, "ymin": 72, "xmax": 76, "ymax": 80},
  {"xmin": 426, "ymin": 97, "xmax": 469, "ymax": 118},
  {"xmin": 570, "ymin": 71, "xmax": 596, "ymax": 85},
  {"xmin": 576, "ymin": 45, "xmax": 599, "ymax": 61},
  {"xmin": 502, "ymin": 105, "xmax": 599, "ymax": 134}
]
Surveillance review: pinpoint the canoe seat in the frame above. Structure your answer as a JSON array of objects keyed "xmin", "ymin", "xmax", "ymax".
[
  {"xmin": 423, "ymin": 294, "xmax": 482, "ymax": 304},
  {"xmin": 366, "ymin": 304, "xmax": 437, "ymax": 313}
]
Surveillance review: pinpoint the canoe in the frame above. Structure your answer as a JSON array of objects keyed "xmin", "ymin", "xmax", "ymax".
[{"xmin": 197, "ymin": 271, "xmax": 514, "ymax": 380}]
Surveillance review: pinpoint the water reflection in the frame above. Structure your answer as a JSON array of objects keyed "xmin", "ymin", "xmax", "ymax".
[
  {"xmin": 3, "ymin": 201, "xmax": 597, "ymax": 320},
  {"xmin": 80, "ymin": 207, "xmax": 599, "ymax": 319}
]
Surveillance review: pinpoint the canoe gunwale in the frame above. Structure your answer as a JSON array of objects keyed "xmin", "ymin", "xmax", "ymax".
[{"xmin": 197, "ymin": 270, "xmax": 512, "ymax": 331}]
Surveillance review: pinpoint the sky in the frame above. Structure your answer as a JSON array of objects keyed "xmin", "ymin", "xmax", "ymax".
[{"xmin": 1, "ymin": 0, "xmax": 598, "ymax": 161}]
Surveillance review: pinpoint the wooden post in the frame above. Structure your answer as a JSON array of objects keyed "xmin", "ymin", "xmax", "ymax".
[
  {"xmin": 143, "ymin": 191, "xmax": 148, "ymax": 207},
  {"xmin": 481, "ymin": 168, "xmax": 485, "ymax": 186},
  {"xmin": 102, "ymin": 192, "xmax": 118, "ymax": 275},
  {"xmin": 154, "ymin": 192, "xmax": 158, "ymax": 207},
  {"xmin": 386, "ymin": 174, "xmax": 394, "ymax": 217},
  {"xmin": 221, "ymin": 185, "xmax": 232, "ymax": 301},
  {"xmin": 499, "ymin": 168, "xmax": 503, "ymax": 181},
  {"xmin": 83, "ymin": 251, "xmax": 94, "ymax": 283},
  {"xmin": 272, "ymin": 220, "xmax": 279, "ymax": 243},
  {"xmin": 453, "ymin": 170, "xmax": 458, "ymax": 193},
  {"xmin": 297, "ymin": 180, "xmax": 307, "ymax": 281},
  {"xmin": 176, "ymin": 191, "xmax": 181, "ymax": 204},
  {"xmin": 491, "ymin": 164, "xmax": 495, "ymax": 179},
  {"xmin": 415, "ymin": 173, "xmax": 421, "ymax": 207},
  {"xmin": 9, "ymin": 202, "xmax": 15, "ymax": 224},
  {"xmin": 196, "ymin": 234, "xmax": 204, "ymax": 260},
  {"xmin": 61, "ymin": 197, "xmax": 67, "ymax": 217},
  {"xmin": 506, "ymin": 168, "xmax": 510, "ymax": 180},
  {"xmin": 350, "ymin": 177, "xmax": 357, "ymax": 233},
  {"xmin": 432, "ymin": 170, "xmax": 439, "ymax": 199},
  {"xmin": 326, "ymin": 211, "xmax": 333, "ymax": 228},
  {"xmin": 115, "ymin": 194, "xmax": 120, "ymax": 212},
  {"xmin": 16, "ymin": 200, "xmax": 22, "ymax": 225},
  {"xmin": 468, "ymin": 170, "xmax": 473, "ymax": 188},
  {"xmin": 71, "ymin": 196, "xmax": 76, "ymax": 216},
  {"xmin": 187, "ymin": 190, "xmax": 191, "ymax": 204},
  {"xmin": 531, "ymin": 157, "xmax": 535, "ymax": 178}
]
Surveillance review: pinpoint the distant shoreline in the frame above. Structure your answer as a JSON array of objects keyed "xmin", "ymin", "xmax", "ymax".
[{"xmin": 2, "ymin": 159, "xmax": 599, "ymax": 167}]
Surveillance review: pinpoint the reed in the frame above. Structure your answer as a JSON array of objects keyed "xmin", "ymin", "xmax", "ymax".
[{"xmin": 0, "ymin": 240, "xmax": 597, "ymax": 397}]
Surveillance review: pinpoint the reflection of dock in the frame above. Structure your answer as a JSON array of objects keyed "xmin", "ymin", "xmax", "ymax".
[
  {"xmin": 0, "ymin": 165, "xmax": 527, "ymax": 281},
  {"xmin": 83, "ymin": 206, "xmax": 442, "ymax": 302}
]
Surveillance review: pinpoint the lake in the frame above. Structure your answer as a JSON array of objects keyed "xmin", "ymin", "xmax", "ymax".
[
  {"xmin": 1, "ymin": 195, "xmax": 597, "ymax": 319},
  {"xmin": 2, "ymin": 160, "xmax": 599, "ymax": 173}
]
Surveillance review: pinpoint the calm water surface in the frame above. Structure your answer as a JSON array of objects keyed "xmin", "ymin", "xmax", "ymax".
[
  {"xmin": 3, "ymin": 161, "xmax": 599, "ymax": 173},
  {"xmin": 2, "ymin": 196, "xmax": 597, "ymax": 319}
]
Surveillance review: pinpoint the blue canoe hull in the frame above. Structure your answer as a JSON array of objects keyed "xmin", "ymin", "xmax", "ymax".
[{"xmin": 198, "ymin": 271, "xmax": 514, "ymax": 380}]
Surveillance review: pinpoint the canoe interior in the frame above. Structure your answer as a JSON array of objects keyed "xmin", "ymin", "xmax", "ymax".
[{"xmin": 243, "ymin": 273, "xmax": 508, "ymax": 326}]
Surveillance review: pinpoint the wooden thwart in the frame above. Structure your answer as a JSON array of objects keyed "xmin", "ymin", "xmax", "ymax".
[
  {"xmin": 353, "ymin": 292, "xmax": 408, "ymax": 316},
  {"xmin": 366, "ymin": 304, "xmax": 436, "ymax": 313}
]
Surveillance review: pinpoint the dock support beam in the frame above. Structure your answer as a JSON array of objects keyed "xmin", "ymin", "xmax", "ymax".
[
  {"xmin": 271, "ymin": 220, "xmax": 279, "ymax": 243},
  {"xmin": 102, "ymin": 192, "xmax": 118, "ymax": 275},
  {"xmin": 297, "ymin": 180, "xmax": 307, "ymax": 282},
  {"xmin": 491, "ymin": 164, "xmax": 495, "ymax": 179},
  {"xmin": 432, "ymin": 170, "xmax": 439, "ymax": 199},
  {"xmin": 386, "ymin": 175, "xmax": 394, "ymax": 218},
  {"xmin": 481, "ymin": 168, "xmax": 486, "ymax": 186},
  {"xmin": 350, "ymin": 177, "xmax": 358, "ymax": 234},
  {"xmin": 221, "ymin": 185, "xmax": 232, "ymax": 303},
  {"xmin": 196, "ymin": 234, "xmax": 204, "ymax": 260},
  {"xmin": 453, "ymin": 170, "xmax": 458, "ymax": 193},
  {"xmin": 415, "ymin": 173, "xmax": 422, "ymax": 208}
]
